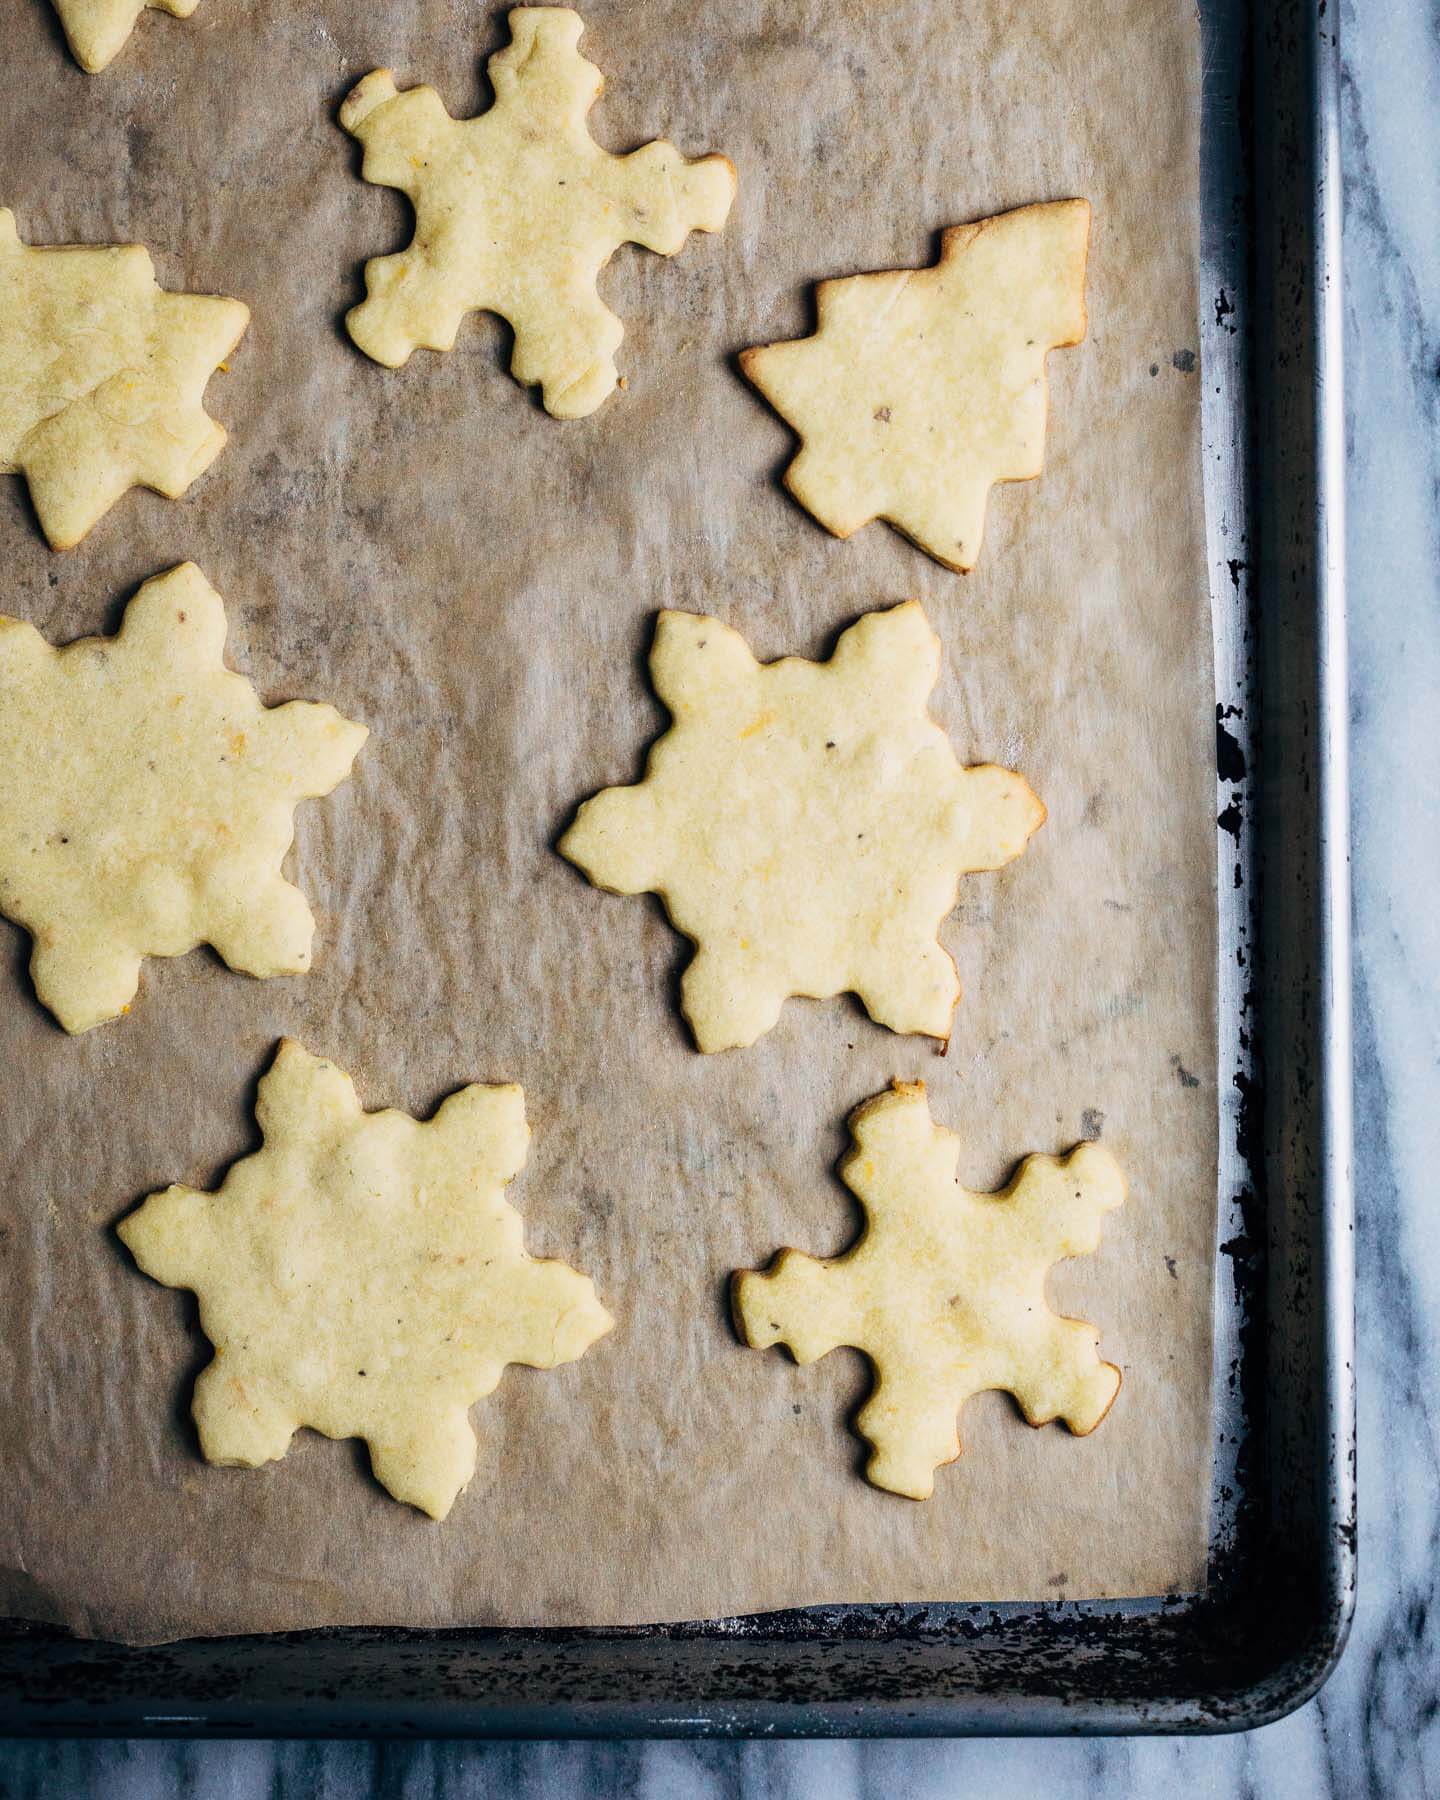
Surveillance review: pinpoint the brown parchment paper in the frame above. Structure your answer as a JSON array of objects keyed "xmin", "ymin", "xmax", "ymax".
[{"xmin": 0, "ymin": 0, "xmax": 1216, "ymax": 1643}]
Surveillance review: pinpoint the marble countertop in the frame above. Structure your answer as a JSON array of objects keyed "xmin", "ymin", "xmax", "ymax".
[{"xmin": 4, "ymin": 0, "xmax": 1437, "ymax": 1790}]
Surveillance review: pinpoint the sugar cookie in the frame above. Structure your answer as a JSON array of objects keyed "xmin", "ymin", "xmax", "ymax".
[
  {"xmin": 740, "ymin": 202, "xmax": 1089, "ymax": 571},
  {"xmin": 0, "ymin": 564, "xmax": 365, "ymax": 1031},
  {"xmin": 733, "ymin": 1080, "xmax": 1124, "ymax": 1498},
  {"xmin": 120, "ymin": 1041, "xmax": 613, "ymax": 1519},
  {"xmin": 0, "ymin": 209, "xmax": 246, "ymax": 547},
  {"xmin": 561, "ymin": 602, "xmax": 1044, "ymax": 1051},
  {"xmin": 341, "ymin": 7, "xmax": 735, "ymax": 418}
]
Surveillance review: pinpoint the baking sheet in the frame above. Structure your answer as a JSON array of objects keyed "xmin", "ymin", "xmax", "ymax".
[{"xmin": 0, "ymin": 0, "xmax": 1215, "ymax": 1643}]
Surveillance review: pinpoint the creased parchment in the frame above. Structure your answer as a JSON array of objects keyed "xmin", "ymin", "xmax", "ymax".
[{"xmin": 0, "ymin": 0, "xmax": 1214, "ymax": 1644}]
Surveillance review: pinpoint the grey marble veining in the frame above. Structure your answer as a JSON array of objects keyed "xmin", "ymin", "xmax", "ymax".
[{"xmin": 3, "ymin": 0, "xmax": 1438, "ymax": 1790}]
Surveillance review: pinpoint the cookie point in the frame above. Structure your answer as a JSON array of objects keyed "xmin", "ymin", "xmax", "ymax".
[
  {"xmin": 340, "ymin": 69, "xmax": 400, "ymax": 133},
  {"xmin": 1066, "ymin": 1140, "xmax": 1128, "ymax": 1207}
]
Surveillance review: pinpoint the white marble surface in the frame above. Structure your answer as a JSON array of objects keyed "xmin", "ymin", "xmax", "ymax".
[{"xmin": 4, "ymin": 0, "xmax": 1438, "ymax": 1790}]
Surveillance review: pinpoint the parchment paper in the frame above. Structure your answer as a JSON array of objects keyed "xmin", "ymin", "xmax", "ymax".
[{"xmin": 0, "ymin": 0, "xmax": 1216, "ymax": 1643}]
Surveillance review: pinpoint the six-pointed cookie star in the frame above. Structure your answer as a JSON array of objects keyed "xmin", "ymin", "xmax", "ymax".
[
  {"xmin": 0, "ymin": 564, "xmax": 366, "ymax": 1033},
  {"xmin": 50, "ymin": 0, "xmax": 200, "ymax": 73},
  {"xmin": 340, "ymin": 6, "xmax": 736, "ymax": 419},
  {"xmin": 560, "ymin": 601, "xmax": 1045, "ymax": 1053},
  {"xmin": 119, "ymin": 1040, "xmax": 614, "ymax": 1520},
  {"xmin": 733, "ymin": 1080, "xmax": 1126, "ymax": 1499},
  {"xmin": 0, "ymin": 209, "xmax": 247, "ymax": 549},
  {"xmin": 739, "ymin": 200, "xmax": 1091, "ymax": 572}
]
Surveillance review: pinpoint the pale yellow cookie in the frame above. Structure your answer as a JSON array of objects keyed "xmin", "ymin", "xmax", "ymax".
[
  {"xmin": 739, "ymin": 201, "xmax": 1090, "ymax": 572},
  {"xmin": 0, "ymin": 209, "xmax": 247, "ymax": 547},
  {"xmin": 560, "ymin": 601, "xmax": 1044, "ymax": 1052},
  {"xmin": 119, "ymin": 1040, "xmax": 614, "ymax": 1519},
  {"xmin": 733, "ymin": 1080, "xmax": 1125, "ymax": 1499},
  {"xmin": 340, "ymin": 6, "xmax": 735, "ymax": 418},
  {"xmin": 51, "ymin": 0, "xmax": 199, "ymax": 73},
  {"xmin": 0, "ymin": 564, "xmax": 366, "ymax": 1033}
]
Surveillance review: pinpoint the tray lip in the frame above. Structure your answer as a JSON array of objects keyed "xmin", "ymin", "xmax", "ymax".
[
  {"xmin": 0, "ymin": 0, "xmax": 1354, "ymax": 1738},
  {"xmin": 0, "ymin": 1603, "xmax": 1359, "ymax": 1738}
]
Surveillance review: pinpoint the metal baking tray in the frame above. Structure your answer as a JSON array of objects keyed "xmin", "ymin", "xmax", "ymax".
[{"xmin": 0, "ymin": 0, "xmax": 1352, "ymax": 1737}]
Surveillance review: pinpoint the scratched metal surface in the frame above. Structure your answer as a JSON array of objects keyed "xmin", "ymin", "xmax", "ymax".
[{"xmin": 0, "ymin": 0, "xmax": 1353, "ymax": 1734}]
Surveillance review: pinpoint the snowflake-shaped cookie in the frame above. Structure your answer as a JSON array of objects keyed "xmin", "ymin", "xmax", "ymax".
[
  {"xmin": 733, "ymin": 1081, "xmax": 1125, "ymax": 1498},
  {"xmin": 119, "ymin": 1040, "xmax": 614, "ymax": 1519},
  {"xmin": 50, "ymin": 0, "xmax": 199, "ymax": 73},
  {"xmin": 340, "ymin": 6, "xmax": 736, "ymax": 418},
  {"xmin": 740, "ymin": 201, "xmax": 1090, "ymax": 572},
  {"xmin": 0, "ymin": 209, "xmax": 247, "ymax": 548},
  {"xmin": 560, "ymin": 601, "xmax": 1044, "ymax": 1052},
  {"xmin": 0, "ymin": 563, "xmax": 366, "ymax": 1032}
]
